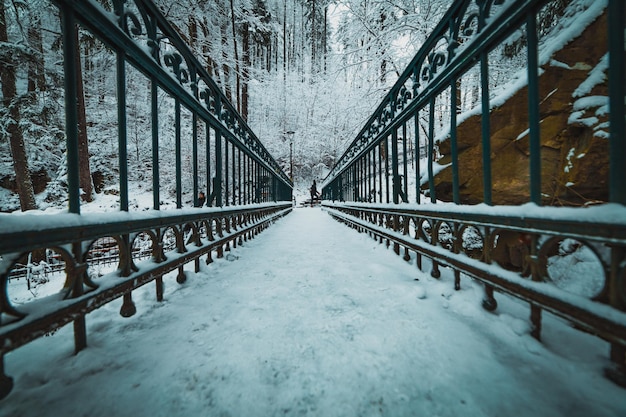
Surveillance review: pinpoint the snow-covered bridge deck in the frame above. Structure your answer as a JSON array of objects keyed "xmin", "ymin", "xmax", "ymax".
[{"xmin": 2, "ymin": 208, "xmax": 625, "ymax": 417}]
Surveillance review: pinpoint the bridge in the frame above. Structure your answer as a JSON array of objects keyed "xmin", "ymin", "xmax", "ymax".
[{"xmin": 0, "ymin": 0, "xmax": 625, "ymax": 414}]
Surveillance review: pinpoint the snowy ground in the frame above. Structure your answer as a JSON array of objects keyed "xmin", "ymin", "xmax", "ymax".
[{"xmin": 2, "ymin": 207, "xmax": 625, "ymax": 417}]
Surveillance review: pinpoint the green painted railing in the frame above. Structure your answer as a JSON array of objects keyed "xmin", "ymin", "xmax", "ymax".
[
  {"xmin": 322, "ymin": 0, "xmax": 625, "ymax": 386},
  {"xmin": 0, "ymin": 0, "xmax": 292, "ymax": 399}
]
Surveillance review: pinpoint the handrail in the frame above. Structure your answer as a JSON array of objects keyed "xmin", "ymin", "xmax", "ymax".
[
  {"xmin": 321, "ymin": 0, "xmax": 626, "ymax": 387},
  {"xmin": 323, "ymin": 201, "xmax": 626, "ymax": 345},
  {"xmin": 0, "ymin": 0, "xmax": 293, "ymax": 399}
]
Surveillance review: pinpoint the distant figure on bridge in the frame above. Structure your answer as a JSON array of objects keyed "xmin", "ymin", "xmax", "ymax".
[
  {"xmin": 310, "ymin": 180, "xmax": 320, "ymax": 205},
  {"xmin": 196, "ymin": 191, "xmax": 206, "ymax": 207}
]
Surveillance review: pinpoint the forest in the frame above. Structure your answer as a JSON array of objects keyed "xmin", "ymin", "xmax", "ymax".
[{"xmin": 0, "ymin": 0, "xmax": 578, "ymax": 212}]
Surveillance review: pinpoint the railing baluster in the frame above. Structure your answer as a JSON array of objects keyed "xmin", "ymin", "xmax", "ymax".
[
  {"xmin": 193, "ymin": 113, "xmax": 199, "ymax": 206},
  {"xmin": 151, "ymin": 76, "xmax": 160, "ymax": 210},
  {"xmin": 526, "ymin": 12, "xmax": 541, "ymax": 206},
  {"xmin": 479, "ymin": 51, "xmax": 492, "ymax": 206},
  {"xmin": 117, "ymin": 52, "xmax": 129, "ymax": 211},
  {"xmin": 175, "ymin": 98, "xmax": 182, "ymax": 208},
  {"xmin": 391, "ymin": 127, "xmax": 400, "ymax": 204},
  {"xmin": 427, "ymin": 98, "xmax": 436, "ymax": 203},
  {"xmin": 414, "ymin": 111, "xmax": 421, "ymax": 204},
  {"xmin": 61, "ymin": 5, "xmax": 80, "ymax": 215},
  {"xmin": 608, "ymin": 0, "xmax": 625, "ymax": 205},
  {"xmin": 450, "ymin": 78, "xmax": 460, "ymax": 205},
  {"xmin": 402, "ymin": 122, "xmax": 408, "ymax": 202}
]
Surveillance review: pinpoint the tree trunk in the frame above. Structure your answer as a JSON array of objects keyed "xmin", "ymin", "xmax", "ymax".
[
  {"xmin": 188, "ymin": 14, "xmax": 197, "ymax": 52},
  {"xmin": 27, "ymin": 11, "xmax": 46, "ymax": 93},
  {"xmin": 283, "ymin": 0, "xmax": 287, "ymax": 77},
  {"xmin": 220, "ymin": 23, "xmax": 233, "ymax": 103},
  {"xmin": 379, "ymin": 10, "xmax": 387, "ymax": 85},
  {"xmin": 0, "ymin": 1, "xmax": 37, "ymax": 211},
  {"xmin": 229, "ymin": 0, "xmax": 240, "ymax": 113},
  {"xmin": 75, "ymin": 29, "xmax": 93, "ymax": 202},
  {"xmin": 241, "ymin": 20, "xmax": 250, "ymax": 122},
  {"xmin": 310, "ymin": 0, "xmax": 316, "ymax": 75},
  {"xmin": 323, "ymin": 5, "xmax": 327, "ymax": 73},
  {"xmin": 200, "ymin": 17, "xmax": 218, "ymax": 81}
]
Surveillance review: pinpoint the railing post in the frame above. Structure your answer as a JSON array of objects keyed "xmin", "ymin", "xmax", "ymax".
[
  {"xmin": 175, "ymin": 99, "xmax": 182, "ymax": 208},
  {"xmin": 206, "ymin": 124, "xmax": 212, "ymax": 206},
  {"xmin": 450, "ymin": 78, "xmax": 460, "ymax": 204},
  {"xmin": 427, "ymin": 98, "xmax": 436, "ymax": 203},
  {"xmin": 391, "ymin": 127, "xmax": 400, "ymax": 204},
  {"xmin": 225, "ymin": 138, "xmax": 230, "ymax": 206},
  {"xmin": 607, "ymin": 245, "xmax": 626, "ymax": 384},
  {"xmin": 479, "ymin": 51, "xmax": 492, "ymax": 206},
  {"xmin": 526, "ymin": 12, "xmax": 541, "ymax": 205},
  {"xmin": 384, "ymin": 137, "xmax": 390, "ymax": 203},
  {"xmin": 151, "ymin": 76, "xmax": 160, "ymax": 210},
  {"xmin": 414, "ymin": 111, "xmax": 421, "ymax": 204},
  {"xmin": 192, "ymin": 113, "xmax": 199, "ymax": 206},
  {"xmin": 61, "ymin": 4, "xmax": 80, "ymax": 214},
  {"xmin": 215, "ymin": 131, "xmax": 223, "ymax": 207},
  {"xmin": 0, "ymin": 355, "xmax": 12, "ymax": 400},
  {"xmin": 402, "ymin": 123, "xmax": 409, "ymax": 202},
  {"xmin": 608, "ymin": 0, "xmax": 625, "ymax": 205}
]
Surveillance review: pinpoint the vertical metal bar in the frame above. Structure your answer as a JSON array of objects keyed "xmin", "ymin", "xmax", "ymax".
[
  {"xmin": 609, "ymin": 0, "xmax": 625, "ymax": 204},
  {"xmin": 215, "ymin": 130, "xmax": 223, "ymax": 207},
  {"xmin": 608, "ymin": 0, "xmax": 626, "ymax": 369},
  {"xmin": 450, "ymin": 79, "xmax": 460, "ymax": 204},
  {"xmin": 385, "ymin": 136, "xmax": 390, "ymax": 203},
  {"xmin": 527, "ymin": 12, "xmax": 541, "ymax": 205},
  {"xmin": 252, "ymin": 161, "xmax": 259, "ymax": 203},
  {"xmin": 192, "ymin": 113, "xmax": 199, "ymax": 206},
  {"xmin": 428, "ymin": 98, "xmax": 436, "ymax": 203},
  {"xmin": 224, "ymin": 136, "xmax": 229, "ymax": 206},
  {"xmin": 359, "ymin": 155, "xmax": 367, "ymax": 201},
  {"xmin": 338, "ymin": 172, "xmax": 343, "ymax": 201},
  {"xmin": 238, "ymin": 148, "xmax": 242, "ymax": 205},
  {"xmin": 151, "ymin": 77, "xmax": 160, "ymax": 210},
  {"xmin": 372, "ymin": 148, "xmax": 377, "ymax": 202},
  {"xmin": 233, "ymin": 144, "xmax": 237, "ymax": 205},
  {"xmin": 391, "ymin": 127, "xmax": 400, "ymax": 204},
  {"xmin": 241, "ymin": 152, "xmax": 248, "ymax": 204},
  {"xmin": 414, "ymin": 111, "xmax": 420, "ymax": 204},
  {"xmin": 0, "ymin": 355, "xmax": 13, "ymax": 399},
  {"xmin": 175, "ymin": 99, "xmax": 182, "ymax": 208},
  {"xmin": 352, "ymin": 164, "xmax": 358, "ymax": 201},
  {"xmin": 117, "ymin": 53, "xmax": 128, "ymax": 211},
  {"xmin": 378, "ymin": 140, "xmax": 383, "ymax": 203},
  {"xmin": 359, "ymin": 161, "xmax": 363, "ymax": 202},
  {"xmin": 61, "ymin": 6, "xmax": 80, "ymax": 214},
  {"xmin": 206, "ymin": 124, "xmax": 211, "ymax": 204},
  {"xmin": 62, "ymin": 8, "xmax": 88, "ymax": 355},
  {"xmin": 230, "ymin": 144, "xmax": 234, "ymax": 205},
  {"xmin": 71, "ymin": 242, "xmax": 86, "ymax": 352},
  {"xmin": 368, "ymin": 150, "xmax": 372, "ymax": 202},
  {"xmin": 480, "ymin": 51, "xmax": 492, "ymax": 205},
  {"xmin": 402, "ymin": 123, "xmax": 408, "ymax": 202},
  {"xmin": 248, "ymin": 155, "xmax": 252, "ymax": 204}
]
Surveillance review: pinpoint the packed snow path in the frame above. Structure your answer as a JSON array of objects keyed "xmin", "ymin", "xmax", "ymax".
[{"xmin": 2, "ymin": 207, "xmax": 625, "ymax": 417}]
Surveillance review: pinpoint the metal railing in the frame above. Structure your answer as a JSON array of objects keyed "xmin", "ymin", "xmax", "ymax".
[
  {"xmin": 0, "ymin": 0, "xmax": 292, "ymax": 399},
  {"xmin": 322, "ymin": 0, "xmax": 625, "ymax": 386}
]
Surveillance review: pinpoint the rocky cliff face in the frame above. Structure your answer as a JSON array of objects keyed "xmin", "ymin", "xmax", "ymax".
[{"xmin": 433, "ymin": 11, "xmax": 610, "ymax": 206}]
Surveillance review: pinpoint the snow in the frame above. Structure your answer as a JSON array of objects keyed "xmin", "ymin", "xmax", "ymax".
[
  {"xmin": 573, "ymin": 54, "xmax": 608, "ymax": 98},
  {"xmin": 2, "ymin": 208, "xmax": 625, "ymax": 416},
  {"xmin": 325, "ymin": 200, "xmax": 626, "ymax": 231}
]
